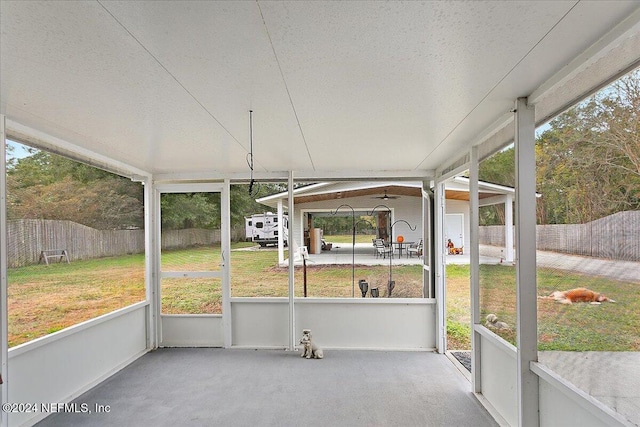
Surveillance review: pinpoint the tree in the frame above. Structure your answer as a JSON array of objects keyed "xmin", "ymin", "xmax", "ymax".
[
  {"xmin": 160, "ymin": 193, "xmax": 220, "ymax": 230},
  {"xmin": 477, "ymin": 147, "xmax": 514, "ymax": 225},
  {"xmin": 477, "ymin": 70, "xmax": 640, "ymax": 225},
  {"xmin": 7, "ymin": 146, "xmax": 144, "ymax": 229},
  {"xmin": 536, "ymin": 69, "xmax": 640, "ymax": 223}
]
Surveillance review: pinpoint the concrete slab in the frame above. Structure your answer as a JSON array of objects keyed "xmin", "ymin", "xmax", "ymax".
[
  {"xmin": 538, "ymin": 351, "xmax": 640, "ymax": 426},
  {"xmin": 37, "ymin": 349, "xmax": 498, "ymax": 427},
  {"xmin": 277, "ymin": 242, "xmax": 640, "ymax": 281},
  {"xmin": 480, "ymin": 245, "xmax": 640, "ymax": 284},
  {"xmin": 281, "ymin": 242, "xmax": 503, "ymax": 267}
]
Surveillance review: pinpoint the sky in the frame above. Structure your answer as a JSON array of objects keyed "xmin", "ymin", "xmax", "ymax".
[{"xmin": 6, "ymin": 140, "xmax": 34, "ymax": 161}]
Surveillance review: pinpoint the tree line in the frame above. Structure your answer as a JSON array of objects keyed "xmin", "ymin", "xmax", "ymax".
[
  {"xmin": 6, "ymin": 147, "xmax": 275, "ymax": 231},
  {"xmin": 478, "ymin": 69, "xmax": 639, "ymax": 225}
]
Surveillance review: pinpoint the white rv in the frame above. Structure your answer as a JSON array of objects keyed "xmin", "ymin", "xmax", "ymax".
[{"xmin": 245, "ymin": 212, "xmax": 288, "ymax": 247}]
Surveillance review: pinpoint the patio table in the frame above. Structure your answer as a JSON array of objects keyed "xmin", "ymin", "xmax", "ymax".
[{"xmin": 392, "ymin": 241, "xmax": 414, "ymax": 259}]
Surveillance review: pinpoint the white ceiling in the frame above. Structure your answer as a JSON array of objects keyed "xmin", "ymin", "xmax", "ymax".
[{"xmin": 1, "ymin": 1, "xmax": 639, "ymax": 179}]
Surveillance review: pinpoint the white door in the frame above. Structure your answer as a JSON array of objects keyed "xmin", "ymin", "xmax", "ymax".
[
  {"xmin": 445, "ymin": 214, "xmax": 464, "ymax": 248},
  {"xmin": 156, "ymin": 183, "xmax": 228, "ymax": 347}
]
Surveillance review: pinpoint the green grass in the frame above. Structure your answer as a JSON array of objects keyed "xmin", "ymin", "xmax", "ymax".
[
  {"xmin": 450, "ymin": 264, "xmax": 640, "ymax": 351},
  {"xmin": 324, "ymin": 234, "xmax": 376, "ymax": 244},
  {"xmin": 7, "ymin": 253, "xmax": 146, "ymax": 347},
  {"xmin": 537, "ymin": 267, "xmax": 640, "ymax": 351},
  {"xmin": 447, "ymin": 321, "xmax": 472, "ymax": 350},
  {"xmin": 230, "ymin": 246, "xmax": 423, "ymax": 298},
  {"xmin": 7, "ymin": 245, "xmax": 640, "ymax": 352}
]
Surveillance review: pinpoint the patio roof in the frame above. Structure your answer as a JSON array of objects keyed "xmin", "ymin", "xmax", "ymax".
[
  {"xmin": 256, "ymin": 177, "xmax": 515, "ymax": 207},
  {"xmin": 2, "ymin": 2, "xmax": 639, "ymax": 179}
]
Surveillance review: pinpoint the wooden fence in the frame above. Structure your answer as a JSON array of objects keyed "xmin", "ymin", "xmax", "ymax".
[
  {"xmin": 479, "ymin": 211, "xmax": 640, "ymax": 261},
  {"xmin": 6, "ymin": 219, "xmax": 221, "ymax": 268}
]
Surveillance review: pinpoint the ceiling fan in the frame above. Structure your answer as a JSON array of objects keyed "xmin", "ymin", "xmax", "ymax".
[{"xmin": 371, "ymin": 190, "xmax": 399, "ymax": 200}]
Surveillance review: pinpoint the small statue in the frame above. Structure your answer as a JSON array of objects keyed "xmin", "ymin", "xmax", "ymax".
[
  {"xmin": 485, "ymin": 313, "xmax": 510, "ymax": 330},
  {"xmin": 299, "ymin": 329, "xmax": 323, "ymax": 359}
]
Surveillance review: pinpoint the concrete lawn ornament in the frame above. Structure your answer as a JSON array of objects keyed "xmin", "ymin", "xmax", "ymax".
[
  {"xmin": 300, "ymin": 329, "xmax": 323, "ymax": 359},
  {"xmin": 485, "ymin": 313, "xmax": 510, "ymax": 330}
]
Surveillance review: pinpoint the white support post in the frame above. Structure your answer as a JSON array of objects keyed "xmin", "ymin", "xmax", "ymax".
[
  {"xmin": 287, "ymin": 172, "xmax": 296, "ymax": 351},
  {"xmin": 143, "ymin": 177, "xmax": 157, "ymax": 349},
  {"xmin": 0, "ymin": 115, "xmax": 9, "ymax": 426},
  {"xmin": 434, "ymin": 180, "xmax": 446, "ymax": 353},
  {"xmin": 505, "ymin": 194, "xmax": 514, "ymax": 263},
  {"xmin": 421, "ymin": 181, "xmax": 431, "ymax": 298},
  {"xmin": 469, "ymin": 146, "xmax": 482, "ymax": 393},
  {"xmin": 514, "ymin": 97, "xmax": 539, "ymax": 426},
  {"xmin": 153, "ymin": 187, "xmax": 163, "ymax": 347},
  {"xmin": 222, "ymin": 179, "xmax": 232, "ymax": 348},
  {"xmin": 277, "ymin": 199, "xmax": 284, "ymax": 265}
]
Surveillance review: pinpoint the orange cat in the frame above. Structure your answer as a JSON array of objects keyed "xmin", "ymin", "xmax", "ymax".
[{"xmin": 542, "ymin": 288, "xmax": 615, "ymax": 305}]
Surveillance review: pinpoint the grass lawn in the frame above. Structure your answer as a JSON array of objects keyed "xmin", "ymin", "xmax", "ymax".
[
  {"xmin": 8, "ymin": 244, "xmax": 640, "ymax": 352},
  {"xmin": 8, "ymin": 255, "xmax": 146, "ymax": 347},
  {"xmin": 447, "ymin": 264, "xmax": 640, "ymax": 351},
  {"xmin": 230, "ymin": 245, "xmax": 423, "ymax": 298},
  {"xmin": 445, "ymin": 265, "xmax": 473, "ymax": 350},
  {"xmin": 323, "ymin": 234, "xmax": 376, "ymax": 244}
]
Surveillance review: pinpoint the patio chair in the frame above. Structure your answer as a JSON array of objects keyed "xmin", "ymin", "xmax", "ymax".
[
  {"xmin": 374, "ymin": 239, "xmax": 392, "ymax": 259},
  {"xmin": 408, "ymin": 239, "xmax": 423, "ymax": 258}
]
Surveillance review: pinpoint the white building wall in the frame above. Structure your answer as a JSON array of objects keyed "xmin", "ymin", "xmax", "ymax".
[
  {"xmin": 479, "ymin": 332, "xmax": 518, "ymax": 426},
  {"xmin": 537, "ymin": 376, "xmax": 631, "ymax": 427},
  {"xmin": 230, "ymin": 297, "xmax": 436, "ymax": 350},
  {"xmin": 291, "ymin": 195, "xmax": 469, "ymax": 252},
  {"xmin": 293, "ymin": 195, "xmax": 426, "ymax": 248},
  {"xmin": 444, "ymin": 199, "xmax": 471, "ymax": 249},
  {"xmin": 8, "ymin": 304, "xmax": 147, "ymax": 426}
]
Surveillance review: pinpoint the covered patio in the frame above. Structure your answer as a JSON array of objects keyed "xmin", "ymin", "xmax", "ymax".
[
  {"xmin": 2, "ymin": 1, "xmax": 639, "ymax": 426},
  {"xmin": 37, "ymin": 349, "xmax": 499, "ymax": 427},
  {"xmin": 285, "ymin": 242, "xmax": 502, "ymax": 266}
]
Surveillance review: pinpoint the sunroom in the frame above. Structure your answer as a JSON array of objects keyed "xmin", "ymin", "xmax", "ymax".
[{"xmin": 1, "ymin": 1, "xmax": 639, "ymax": 426}]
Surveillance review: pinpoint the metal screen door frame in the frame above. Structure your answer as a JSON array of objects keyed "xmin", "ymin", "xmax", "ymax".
[{"xmin": 154, "ymin": 182, "xmax": 229, "ymax": 347}]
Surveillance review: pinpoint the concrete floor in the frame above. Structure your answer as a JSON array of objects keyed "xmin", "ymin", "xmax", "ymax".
[
  {"xmin": 34, "ymin": 246, "xmax": 639, "ymax": 426},
  {"xmin": 37, "ymin": 349, "xmax": 498, "ymax": 427},
  {"xmin": 279, "ymin": 242, "xmax": 502, "ymax": 267},
  {"xmin": 538, "ymin": 351, "xmax": 640, "ymax": 426}
]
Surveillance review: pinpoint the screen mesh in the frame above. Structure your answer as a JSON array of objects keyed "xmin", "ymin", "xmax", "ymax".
[
  {"xmin": 5, "ymin": 140, "xmax": 145, "ymax": 347},
  {"xmin": 160, "ymin": 192, "xmax": 221, "ymax": 314}
]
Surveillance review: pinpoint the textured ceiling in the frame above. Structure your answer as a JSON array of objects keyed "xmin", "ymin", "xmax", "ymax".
[{"xmin": 1, "ymin": 1, "xmax": 639, "ymax": 179}]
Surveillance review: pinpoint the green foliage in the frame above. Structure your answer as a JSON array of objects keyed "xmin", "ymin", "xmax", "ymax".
[
  {"xmin": 478, "ymin": 69, "xmax": 640, "ymax": 225},
  {"xmin": 5, "ymin": 144, "xmax": 278, "ymax": 232},
  {"xmin": 536, "ymin": 71, "xmax": 640, "ymax": 223},
  {"xmin": 161, "ymin": 193, "xmax": 220, "ymax": 230},
  {"xmin": 313, "ymin": 215, "xmax": 377, "ymax": 235},
  {"xmin": 7, "ymin": 147, "xmax": 144, "ymax": 229},
  {"xmin": 447, "ymin": 320, "xmax": 471, "ymax": 342},
  {"xmin": 479, "ymin": 147, "xmax": 515, "ymax": 188},
  {"xmin": 230, "ymin": 184, "xmax": 278, "ymax": 227}
]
